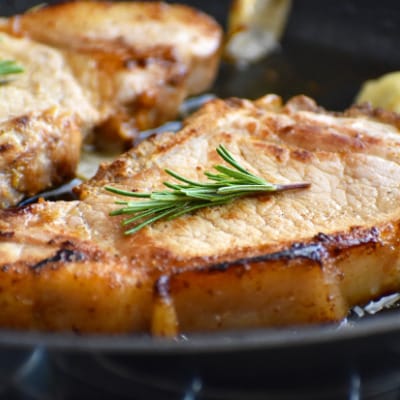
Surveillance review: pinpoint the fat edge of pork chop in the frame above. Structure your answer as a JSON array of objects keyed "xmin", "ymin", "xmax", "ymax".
[
  {"xmin": 2, "ymin": 1, "xmax": 222, "ymax": 148},
  {"xmin": 1, "ymin": 95, "xmax": 400, "ymax": 334}
]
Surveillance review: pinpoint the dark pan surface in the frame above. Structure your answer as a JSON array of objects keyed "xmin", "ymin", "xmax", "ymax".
[{"xmin": 1, "ymin": 2, "xmax": 400, "ymax": 390}]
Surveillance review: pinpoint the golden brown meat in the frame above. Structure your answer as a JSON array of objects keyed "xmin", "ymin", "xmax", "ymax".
[
  {"xmin": 0, "ymin": 1, "xmax": 222, "ymax": 207},
  {"xmin": 1, "ymin": 95, "xmax": 400, "ymax": 334},
  {"xmin": 0, "ymin": 32, "xmax": 98, "ymax": 131},
  {"xmin": 0, "ymin": 109, "xmax": 81, "ymax": 209},
  {"xmin": 0, "ymin": 32, "xmax": 94, "ymax": 207},
  {"xmin": 2, "ymin": 1, "xmax": 222, "ymax": 147}
]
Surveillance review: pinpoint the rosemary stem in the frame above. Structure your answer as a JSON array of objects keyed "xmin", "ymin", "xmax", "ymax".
[
  {"xmin": 275, "ymin": 182, "xmax": 311, "ymax": 191},
  {"xmin": 106, "ymin": 145, "xmax": 311, "ymax": 234}
]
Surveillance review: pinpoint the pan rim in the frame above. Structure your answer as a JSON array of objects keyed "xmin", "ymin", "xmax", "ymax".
[{"xmin": 0, "ymin": 310, "xmax": 398, "ymax": 354}]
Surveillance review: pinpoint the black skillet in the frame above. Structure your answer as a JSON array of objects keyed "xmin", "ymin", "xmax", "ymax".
[{"xmin": 1, "ymin": 1, "xmax": 400, "ymax": 399}]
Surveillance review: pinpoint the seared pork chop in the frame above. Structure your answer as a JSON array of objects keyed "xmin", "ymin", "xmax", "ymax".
[
  {"xmin": 1, "ymin": 95, "xmax": 400, "ymax": 334},
  {"xmin": 0, "ymin": 33, "xmax": 98, "ymax": 130},
  {"xmin": 2, "ymin": 1, "xmax": 222, "ymax": 147},
  {"xmin": 0, "ymin": 109, "xmax": 81, "ymax": 209},
  {"xmin": 0, "ymin": 32, "xmax": 96, "ymax": 207},
  {"xmin": 0, "ymin": 1, "xmax": 221, "ymax": 207}
]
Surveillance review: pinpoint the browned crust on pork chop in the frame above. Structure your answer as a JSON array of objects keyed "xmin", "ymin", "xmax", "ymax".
[
  {"xmin": 0, "ymin": 108, "xmax": 81, "ymax": 208},
  {"xmin": 0, "ymin": 1, "xmax": 221, "ymax": 207},
  {"xmin": 1, "ymin": 95, "xmax": 400, "ymax": 334},
  {"xmin": 2, "ymin": 1, "xmax": 222, "ymax": 148}
]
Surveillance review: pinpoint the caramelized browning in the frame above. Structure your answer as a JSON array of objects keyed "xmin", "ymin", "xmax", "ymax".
[
  {"xmin": 0, "ymin": 109, "xmax": 81, "ymax": 208},
  {"xmin": 1, "ymin": 95, "xmax": 400, "ymax": 334},
  {"xmin": 1, "ymin": 1, "xmax": 222, "ymax": 148},
  {"xmin": 0, "ymin": 1, "xmax": 222, "ymax": 206}
]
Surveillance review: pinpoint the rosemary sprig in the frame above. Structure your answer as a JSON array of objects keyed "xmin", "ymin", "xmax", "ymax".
[
  {"xmin": 106, "ymin": 144, "xmax": 310, "ymax": 234},
  {"xmin": 0, "ymin": 60, "xmax": 24, "ymax": 76}
]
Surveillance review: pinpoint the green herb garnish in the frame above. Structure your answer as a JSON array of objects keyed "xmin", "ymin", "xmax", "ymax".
[
  {"xmin": 26, "ymin": 3, "xmax": 48, "ymax": 13},
  {"xmin": 0, "ymin": 60, "xmax": 24, "ymax": 77},
  {"xmin": 106, "ymin": 144, "xmax": 310, "ymax": 234}
]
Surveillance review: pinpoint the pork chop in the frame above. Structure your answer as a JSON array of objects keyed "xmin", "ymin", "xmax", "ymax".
[
  {"xmin": 1, "ymin": 1, "xmax": 222, "ymax": 148},
  {"xmin": 1, "ymin": 95, "xmax": 400, "ymax": 334},
  {"xmin": 0, "ymin": 109, "xmax": 81, "ymax": 209},
  {"xmin": 0, "ymin": 32, "xmax": 98, "ymax": 130},
  {"xmin": 0, "ymin": 1, "xmax": 221, "ymax": 207},
  {"xmin": 0, "ymin": 32, "xmax": 96, "ymax": 207}
]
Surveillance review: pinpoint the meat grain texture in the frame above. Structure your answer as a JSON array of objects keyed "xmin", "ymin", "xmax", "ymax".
[
  {"xmin": 1, "ymin": 1, "xmax": 222, "ymax": 145},
  {"xmin": 1, "ymin": 95, "xmax": 400, "ymax": 335},
  {"xmin": 0, "ymin": 1, "xmax": 222, "ymax": 207},
  {"xmin": 0, "ymin": 32, "xmax": 96, "ymax": 207}
]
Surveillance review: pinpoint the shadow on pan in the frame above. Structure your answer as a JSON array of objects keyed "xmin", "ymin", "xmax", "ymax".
[{"xmin": 1, "ymin": 1, "xmax": 400, "ymax": 399}]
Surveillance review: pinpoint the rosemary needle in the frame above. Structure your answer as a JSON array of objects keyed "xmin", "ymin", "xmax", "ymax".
[
  {"xmin": 0, "ymin": 60, "xmax": 24, "ymax": 77},
  {"xmin": 106, "ymin": 144, "xmax": 310, "ymax": 234}
]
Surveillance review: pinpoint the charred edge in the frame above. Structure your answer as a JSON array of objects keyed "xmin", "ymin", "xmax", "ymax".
[
  {"xmin": 314, "ymin": 226, "xmax": 380, "ymax": 248},
  {"xmin": 154, "ymin": 275, "xmax": 171, "ymax": 300},
  {"xmin": 30, "ymin": 249, "xmax": 86, "ymax": 271},
  {"xmin": 14, "ymin": 115, "xmax": 29, "ymax": 127},
  {"xmin": 3, "ymin": 203, "xmax": 37, "ymax": 216},
  {"xmin": 209, "ymin": 243, "xmax": 326, "ymax": 273},
  {"xmin": 123, "ymin": 45, "xmax": 177, "ymax": 69},
  {"xmin": 206, "ymin": 227, "xmax": 381, "ymax": 273},
  {"xmin": 0, "ymin": 143, "xmax": 13, "ymax": 153},
  {"xmin": 0, "ymin": 231, "xmax": 14, "ymax": 239}
]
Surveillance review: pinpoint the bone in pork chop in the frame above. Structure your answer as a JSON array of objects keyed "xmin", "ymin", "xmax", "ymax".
[
  {"xmin": 0, "ymin": 95, "xmax": 399, "ymax": 335},
  {"xmin": 0, "ymin": 1, "xmax": 222, "ymax": 207}
]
